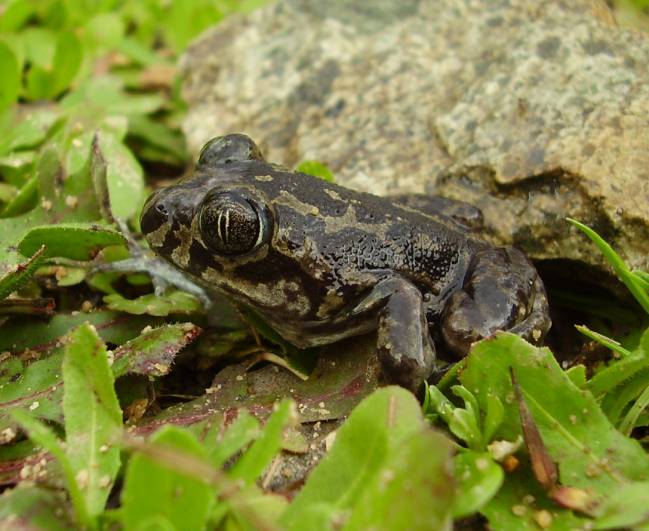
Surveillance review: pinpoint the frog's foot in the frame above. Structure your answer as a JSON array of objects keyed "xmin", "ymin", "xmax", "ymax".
[
  {"xmin": 440, "ymin": 247, "xmax": 551, "ymax": 356},
  {"xmin": 390, "ymin": 194, "xmax": 483, "ymax": 231},
  {"xmin": 354, "ymin": 276, "xmax": 436, "ymax": 394}
]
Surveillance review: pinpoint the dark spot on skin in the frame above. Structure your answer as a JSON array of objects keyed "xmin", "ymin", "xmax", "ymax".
[
  {"xmin": 536, "ymin": 36, "xmax": 561, "ymax": 59},
  {"xmin": 187, "ymin": 240, "xmax": 219, "ymax": 276},
  {"xmin": 160, "ymin": 230, "xmax": 181, "ymax": 259},
  {"xmin": 284, "ymin": 288, "xmax": 299, "ymax": 303}
]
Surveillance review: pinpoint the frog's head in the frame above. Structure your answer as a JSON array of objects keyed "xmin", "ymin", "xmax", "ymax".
[
  {"xmin": 140, "ymin": 134, "xmax": 278, "ymax": 282},
  {"xmin": 141, "ymin": 134, "xmax": 371, "ymax": 323}
]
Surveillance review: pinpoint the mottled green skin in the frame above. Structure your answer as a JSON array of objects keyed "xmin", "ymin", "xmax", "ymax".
[{"xmin": 141, "ymin": 135, "xmax": 551, "ymax": 392}]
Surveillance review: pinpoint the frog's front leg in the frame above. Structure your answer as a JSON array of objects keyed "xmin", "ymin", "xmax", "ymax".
[
  {"xmin": 352, "ymin": 276, "xmax": 436, "ymax": 393},
  {"xmin": 441, "ymin": 247, "xmax": 551, "ymax": 356}
]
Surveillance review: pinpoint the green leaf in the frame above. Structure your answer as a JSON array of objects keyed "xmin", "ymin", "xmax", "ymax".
[
  {"xmin": 424, "ymin": 383, "xmax": 487, "ymax": 450},
  {"xmin": 61, "ymin": 76, "xmax": 164, "ymax": 116},
  {"xmin": 566, "ymin": 364, "xmax": 587, "ymax": 388},
  {"xmin": 618, "ymin": 380, "xmax": 649, "ymax": 435},
  {"xmin": 460, "ymin": 333, "xmax": 649, "ymax": 498},
  {"xmin": 282, "ymin": 387, "xmax": 454, "ymax": 529},
  {"xmin": 11, "ymin": 410, "xmax": 91, "ymax": 528},
  {"xmin": 0, "ymin": 42, "xmax": 20, "ymax": 112},
  {"xmin": 111, "ymin": 322, "xmax": 202, "ymax": 378},
  {"xmin": 450, "ymin": 408, "xmax": 481, "ymax": 451},
  {"xmin": 0, "ymin": 310, "xmax": 157, "ymax": 353},
  {"xmin": 0, "ymin": 108, "xmax": 59, "ymax": 155},
  {"xmin": 97, "ymin": 129, "xmax": 145, "ymax": 220},
  {"xmin": 586, "ymin": 327, "xmax": 649, "ymax": 400},
  {"xmin": 207, "ymin": 411, "xmax": 260, "ymax": 469},
  {"xmin": 62, "ymin": 323, "xmax": 122, "ymax": 518},
  {"xmin": 0, "ymin": 1, "xmax": 35, "ymax": 32},
  {"xmin": 0, "ymin": 485, "xmax": 73, "ymax": 531},
  {"xmin": 344, "ymin": 428, "xmax": 454, "ymax": 531},
  {"xmin": 593, "ymin": 480, "xmax": 649, "ymax": 529},
  {"xmin": 127, "ymin": 114, "xmax": 187, "ymax": 163},
  {"xmin": 0, "ymin": 351, "xmax": 64, "ymax": 436},
  {"xmin": 0, "ymin": 314, "xmax": 171, "ymax": 438},
  {"xmin": 85, "ymin": 12, "xmax": 126, "ymax": 49},
  {"xmin": 24, "ymin": 30, "xmax": 82, "ymax": 100},
  {"xmin": 1, "ymin": 174, "xmax": 38, "ymax": 217},
  {"xmin": 121, "ymin": 426, "xmax": 214, "ymax": 531},
  {"xmin": 21, "ymin": 27, "xmax": 55, "ymax": 69},
  {"xmin": 159, "ymin": 1, "xmax": 226, "ymax": 52},
  {"xmin": 54, "ymin": 266, "xmax": 87, "ymax": 286},
  {"xmin": 217, "ymin": 486, "xmax": 288, "ymax": 530},
  {"xmin": 576, "ymin": 324, "xmax": 632, "ymax": 357},
  {"xmin": 481, "ymin": 462, "xmax": 588, "ymax": 530},
  {"xmin": 296, "ymin": 160, "xmax": 335, "ymax": 182},
  {"xmin": 0, "ymin": 142, "xmax": 108, "ymax": 274},
  {"xmin": 0, "ymin": 182, "xmax": 16, "ymax": 203},
  {"xmin": 18, "ymin": 223, "xmax": 126, "ymax": 260},
  {"xmin": 451, "ymin": 385, "xmax": 482, "ymax": 449},
  {"xmin": 567, "ymin": 218, "xmax": 649, "ymax": 314},
  {"xmin": 452, "ymin": 452, "xmax": 504, "ymax": 518},
  {"xmin": 482, "ymin": 393, "xmax": 504, "ymax": 444},
  {"xmin": 52, "ymin": 31, "xmax": 82, "ymax": 96},
  {"xmin": 90, "ymin": 134, "xmax": 113, "ymax": 222},
  {"xmin": 104, "ymin": 291, "xmax": 202, "ymax": 316},
  {"xmin": 229, "ymin": 400, "xmax": 296, "ymax": 485},
  {"xmin": 601, "ymin": 369, "xmax": 649, "ymax": 427},
  {"xmin": 0, "ymin": 245, "xmax": 45, "ymax": 299}
]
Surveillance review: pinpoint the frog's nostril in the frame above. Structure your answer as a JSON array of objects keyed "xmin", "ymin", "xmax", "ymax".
[{"xmin": 141, "ymin": 195, "xmax": 171, "ymax": 235}]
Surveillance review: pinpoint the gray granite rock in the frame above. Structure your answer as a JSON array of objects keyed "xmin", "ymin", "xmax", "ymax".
[{"xmin": 180, "ymin": 0, "xmax": 649, "ymax": 274}]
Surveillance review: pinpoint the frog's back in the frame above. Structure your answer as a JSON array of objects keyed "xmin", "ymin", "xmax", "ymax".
[{"xmin": 236, "ymin": 163, "xmax": 475, "ymax": 301}]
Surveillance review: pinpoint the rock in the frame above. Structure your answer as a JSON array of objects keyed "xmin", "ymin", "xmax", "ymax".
[{"xmin": 181, "ymin": 0, "xmax": 649, "ymax": 275}]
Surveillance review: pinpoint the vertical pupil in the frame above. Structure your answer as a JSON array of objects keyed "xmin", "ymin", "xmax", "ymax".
[
  {"xmin": 201, "ymin": 193, "xmax": 266, "ymax": 255},
  {"xmin": 218, "ymin": 208, "xmax": 229, "ymax": 244}
]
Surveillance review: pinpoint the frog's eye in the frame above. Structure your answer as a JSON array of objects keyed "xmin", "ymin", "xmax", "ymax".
[
  {"xmin": 199, "ymin": 192, "xmax": 268, "ymax": 255},
  {"xmin": 198, "ymin": 134, "xmax": 264, "ymax": 167}
]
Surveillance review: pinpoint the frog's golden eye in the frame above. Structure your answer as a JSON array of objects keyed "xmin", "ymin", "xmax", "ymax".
[{"xmin": 199, "ymin": 191, "xmax": 268, "ymax": 255}]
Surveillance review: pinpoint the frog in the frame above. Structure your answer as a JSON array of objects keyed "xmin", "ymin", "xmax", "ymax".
[{"xmin": 140, "ymin": 134, "xmax": 551, "ymax": 393}]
